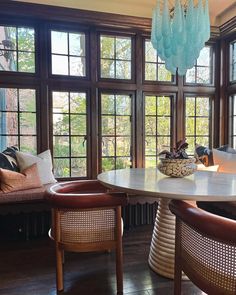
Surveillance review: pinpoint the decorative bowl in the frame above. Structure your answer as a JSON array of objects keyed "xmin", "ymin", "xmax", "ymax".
[{"xmin": 157, "ymin": 158, "xmax": 197, "ymax": 178}]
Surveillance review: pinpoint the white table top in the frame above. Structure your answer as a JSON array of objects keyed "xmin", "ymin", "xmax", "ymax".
[{"xmin": 98, "ymin": 168, "xmax": 236, "ymax": 201}]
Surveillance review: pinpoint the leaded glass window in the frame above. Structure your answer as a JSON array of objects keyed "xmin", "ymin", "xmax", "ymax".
[
  {"xmin": 52, "ymin": 91, "xmax": 88, "ymax": 177},
  {"xmin": 0, "ymin": 88, "xmax": 37, "ymax": 153},
  {"xmin": 100, "ymin": 93, "xmax": 132, "ymax": 171},
  {"xmin": 145, "ymin": 95, "xmax": 172, "ymax": 167}
]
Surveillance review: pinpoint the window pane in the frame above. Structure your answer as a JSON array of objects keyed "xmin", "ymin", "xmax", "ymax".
[
  {"xmin": 71, "ymin": 137, "xmax": 86, "ymax": 157},
  {"xmin": 157, "ymin": 96, "xmax": 171, "ymax": 116},
  {"xmin": 196, "ymin": 97, "xmax": 209, "ymax": 116},
  {"xmin": 196, "ymin": 67, "xmax": 210, "ymax": 84},
  {"xmin": 116, "ymin": 37, "xmax": 131, "ymax": 60},
  {"xmin": 18, "ymin": 52, "xmax": 35, "ymax": 73},
  {"xmin": 102, "ymin": 158, "xmax": 115, "ymax": 172},
  {"xmin": 116, "ymin": 116, "xmax": 131, "ymax": 135},
  {"xmin": 100, "ymin": 36, "xmax": 114, "ymax": 59},
  {"xmin": 70, "ymin": 93, "xmax": 86, "ymax": 113},
  {"xmin": 145, "ymin": 63, "xmax": 157, "ymax": 81},
  {"xmin": 54, "ymin": 158, "xmax": 70, "ymax": 177},
  {"xmin": 20, "ymin": 113, "xmax": 36, "ymax": 134},
  {"xmin": 186, "ymin": 68, "xmax": 196, "ymax": 83},
  {"xmin": 0, "ymin": 88, "xmax": 37, "ymax": 152},
  {"xmin": 69, "ymin": 33, "xmax": 85, "ymax": 56},
  {"xmin": 70, "ymin": 114, "xmax": 86, "ymax": 135},
  {"xmin": 116, "ymin": 95, "xmax": 131, "ymax": 115},
  {"xmin": 52, "ymin": 91, "xmax": 88, "ymax": 178},
  {"xmin": 102, "ymin": 116, "xmax": 115, "ymax": 135},
  {"xmin": 71, "ymin": 158, "xmax": 86, "ymax": 177},
  {"xmin": 69, "ymin": 56, "xmax": 86, "ymax": 76},
  {"xmin": 100, "ymin": 94, "xmax": 132, "ymax": 171},
  {"xmin": 116, "ymin": 60, "xmax": 131, "ymax": 79},
  {"xmin": 145, "ymin": 137, "xmax": 156, "ymax": 155},
  {"xmin": 185, "ymin": 46, "xmax": 212, "ymax": 85},
  {"xmin": 0, "ymin": 25, "xmax": 35, "ymax": 73},
  {"xmin": 52, "ymin": 55, "xmax": 68, "ymax": 75},
  {"xmin": 100, "ymin": 59, "xmax": 115, "ymax": 78},
  {"xmin": 145, "ymin": 96, "xmax": 156, "ymax": 115},
  {"xmin": 145, "ymin": 116, "xmax": 156, "ymax": 135},
  {"xmin": 100, "ymin": 35, "xmax": 132, "ymax": 80},
  {"xmin": 18, "ymin": 27, "xmax": 35, "ymax": 52},
  {"xmin": 185, "ymin": 118, "xmax": 195, "ymax": 135},
  {"xmin": 185, "ymin": 96, "xmax": 211, "ymax": 155},
  {"xmin": 157, "ymin": 117, "xmax": 170, "ymax": 135},
  {"xmin": 158, "ymin": 64, "xmax": 172, "ymax": 81},
  {"xmin": 185, "ymin": 97, "xmax": 195, "ymax": 116},
  {"xmin": 116, "ymin": 137, "xmax": 130, "ymax": 156},
  {"xmin": 51, "ymin": 30, "xmax": 86, "ymax": 77},
  {"xmin": 197, "ymin": 47, "xmax": 210, "ymax": 66},
  {"xmin": 51, "ymin": 31, "xmax": 68, "ymax": 54},
  {"xmin": 102, "ymin": 137, "xmax": 115, "ymax": 156},
  {"xmin": 231, "ymin": 42, "xmax": 236, "ymax": 82},
  {"xmin": 144, "ymin": 39, "xmax": 172, "ymax": 82},
  {"xmin": 145, "ymin": 41, "xmax": 157, "ymax": 62},
  {"xmin": 145, "ymin": 95, "xmax": 172, "ymax": 167},
  {"xmin": 19, "ymin": 89, "xmax": 36, "ymax": 112},
  {"xmin": 101, "ymin": 95, "xmax": 114, "ymax": 114},
  {"xmin": 5, "ymin": 112, "xmax": 18, "ymax": 134},
  {"xmin": 116, "ymin": 157, "xmax": 130, "ymax": 169},
  {"xmin": 53, "ymin": 136, "xmax": 69, "ymax": 157},
  {"xmin": 20, "ymin": 136, "xmax": 36, "ymax": 154},
  {"xmin": 53, "ymin": 114, "xmax": 69, "ymax": 135}
]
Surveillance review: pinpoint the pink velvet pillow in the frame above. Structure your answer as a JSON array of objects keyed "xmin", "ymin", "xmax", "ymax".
[{"xmin": 0, "ymin": 164, "xmax": 42, "ymax": 193}]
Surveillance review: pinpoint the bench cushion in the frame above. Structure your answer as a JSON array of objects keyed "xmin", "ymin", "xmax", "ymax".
[{"xmin": 0, "ymin": 184, "xmax": 52, "ymax": 204}]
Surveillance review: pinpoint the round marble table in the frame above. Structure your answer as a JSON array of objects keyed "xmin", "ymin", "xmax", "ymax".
[{"xmin": 98, "ymin": 168, "xmax": 236, "ymax": 279}]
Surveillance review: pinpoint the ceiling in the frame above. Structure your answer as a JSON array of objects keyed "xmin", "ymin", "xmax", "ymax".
[{"xmin": 14, "ymin": 0, "xmax": 236, "ymax": 26}]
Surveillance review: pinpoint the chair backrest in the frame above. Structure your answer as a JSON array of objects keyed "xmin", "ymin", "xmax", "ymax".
[
  {"xmin": 169, "ymin": 200, "xmax": 236, "ymax": 295},
  {"xmin": 46, "ymin": 179, "xmax": 127, "ymax": 247}
]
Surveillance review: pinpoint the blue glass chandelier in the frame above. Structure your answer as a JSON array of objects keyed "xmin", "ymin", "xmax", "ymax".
[{"xmin": 151, "ymin": 0, "xmax": 210, "ymax": 76}]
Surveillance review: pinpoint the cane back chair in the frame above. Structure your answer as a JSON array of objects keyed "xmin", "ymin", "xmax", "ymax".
[
  {"xmin": 169, "ymin": 200, "xmax": 236, "ymax": 295},
  {"xmin": 45, "ymin": 180, "xmax": 127, "ymax": 294}
]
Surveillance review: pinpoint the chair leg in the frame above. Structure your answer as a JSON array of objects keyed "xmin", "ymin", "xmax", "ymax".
[
  {"xmin": 116, "ymin": 207, "xmax": 123, "ymax": 295},
  {"xmin": 174, "ymin": 218, "xmax": 182, "ymax": 295},
  {"xmin": 56, "ymin": 243, "xmax": 64, "ymax": 292}
]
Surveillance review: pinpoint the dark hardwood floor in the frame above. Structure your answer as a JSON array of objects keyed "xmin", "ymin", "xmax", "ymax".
[{"xmin": 0, "ymin": 225, "xmax": 204, "ymax": 295}]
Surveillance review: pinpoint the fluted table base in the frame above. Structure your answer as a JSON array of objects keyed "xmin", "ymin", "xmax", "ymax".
[{"xmin": 148, "ymin": 198, "xmax": 188, "ymax": 280}]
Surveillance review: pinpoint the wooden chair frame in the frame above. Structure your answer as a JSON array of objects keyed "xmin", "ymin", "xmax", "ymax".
[
  {"xmin": 46, "ymin": 180, "xmax": 127, "ymax": 294},
  {"xmin": 170, "ymin": 200, "xmax": 236, "ymax": 295}
]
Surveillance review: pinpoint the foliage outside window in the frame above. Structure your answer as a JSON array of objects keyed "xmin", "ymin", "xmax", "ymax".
[
  {"xmin": 100, "ymin": 35, "xmax": 132, "ymax": 79},
  {"xmin": 185, "ymin": 96, "xmax": 211, "ymax": 154},
  {"xmin": 185, "ymin": 46, "xmax": 213, "ymax": 85},
  {"xmin": 0, "ymin": 25, "xmax": 35, "ymax": 73},
  {"xmin": 145, "ymin": 95, "xmax": 172, "ymax": 167},
  {"xmin": 230, "ymin": 95, "xmax": 236, "ymax": 148},
  {"xmin": 100, "ymin": 93, "xmax": 132, "ymax": 171},
  {"xmin": 52, "ymin": 91, "xmax": 87, "ymax": 178},
  {"xmin": 0, "ymin": 88, "xmax": 37, "ymax": 153},
  {"xmin": 51, "ymin": 30, "xmax": 86, "ymax": 76},
  {"xmin": 144, "ymin": 40, "xmax": 172, "ymax": 82},
  {"xmin": 230, "ymin": 41, "xmax": 236, "ymax": 82}
]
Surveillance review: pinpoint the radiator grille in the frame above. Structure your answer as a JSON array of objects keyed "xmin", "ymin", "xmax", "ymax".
[{"xmin": 0, "ymin": 202, "xmax": 158, "ymax": 240}]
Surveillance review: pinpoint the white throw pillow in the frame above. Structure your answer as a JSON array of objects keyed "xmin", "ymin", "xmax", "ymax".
[
  {"xmin": 213, "ymin": 148, "xmax": 236, "ymax": 174},
  {"xmin": 16, "ymin": 150, "xmax": 57, "ymax": 184}
]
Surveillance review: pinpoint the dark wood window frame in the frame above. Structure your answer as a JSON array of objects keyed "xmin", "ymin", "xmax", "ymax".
[{"xmin": 0, "ymin": 2, "xmax": 226, "ymax": 180}]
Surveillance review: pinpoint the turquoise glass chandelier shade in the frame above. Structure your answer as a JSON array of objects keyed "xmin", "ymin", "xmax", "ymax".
[{"xmin": 151, "ymin": 0, "xmax": 210, "ymax": 76}]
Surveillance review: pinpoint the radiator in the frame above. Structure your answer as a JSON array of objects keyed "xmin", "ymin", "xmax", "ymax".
[{"xmin": 0, "ymin": 203, "xmax": 158, "ymax": 240}]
